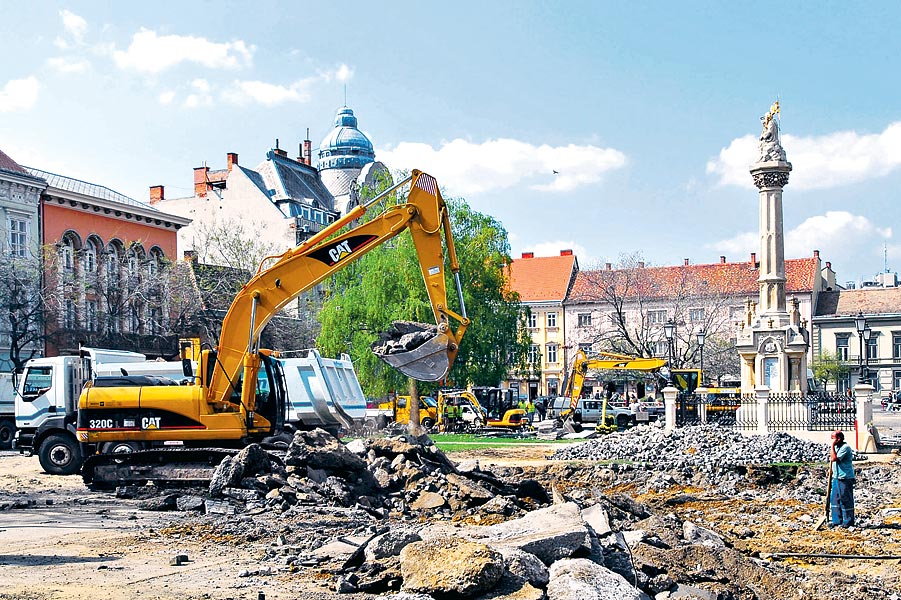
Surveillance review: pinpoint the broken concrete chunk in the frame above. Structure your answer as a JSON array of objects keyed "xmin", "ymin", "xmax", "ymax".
[
  {"xmin": 580, "ymin": 504, "xmax": 612, "ymax": 536},
  {"xmin": 400, "ymin": 538, "xmax": 504, "ymax": 597},
  {"xmin": 364, "ymin": 529, "xmax": 422, "ymax": 561},
  {"xmin": 547, "ymin": 558, "xmax": 649, "ymax": 600},
  {"xmin": 682, "ymin": 521, "xmax": 725, "ymax": 548},
  {"xmin": 497, "ymin": 547, "xmax": 549, "ymax": 587}
]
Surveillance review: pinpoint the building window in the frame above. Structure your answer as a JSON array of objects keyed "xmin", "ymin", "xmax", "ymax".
[
  {"xmin": 578, "ymin": 343, "xmax": 593, "ymax": 354},
  {"xmin": 893, "ymin": 334, "xmax": 901, "ymax": 359},
  {"xmin": 527, "ymin": 312, "xmax": 537, "ymax": 329},
  {"xmin": 648, "ymin": 310, "xmax": 667, "ymax": 324},
  {"xmin": 867, "ymin": 337, "xmax": 878, "ymax": 360},
  {"xmin": 86, "ymin": 300, "xmax": 98, "ymax": 332},
  {"xmin": 64, "ymin": 300, "xmax": 76, "ymax": 329},
  {"xmin": 60, "ymin": 239, "xmax": 75, "ymax": 272},
  {"xmin": 730, "ymin": 305, "xmax": 744, "ymax": 319},
  {"xmin": 84, "ymin": 240, "xmax": 98, "ymax": 274},
  {"xmin": 108, "ymin": 308, "xmax": 120, "ymax": 334},
  {"xmin": 894, "ymin": 370, "xmax": 901, "ymax": 392},
  {"xmin": 836, "ymin": 336, "xmax": 849, "ymax": 361},
  {"xmin": 8, "ymin": 217, "xmax": 27, "ymax": 256},
  {"xmin": 577, "ymin": 313, "xmax": 592, "ymax": 327},
  {"xmin": 547, "ymin": 343, "xmax": 558, "ymax": 364},
  {"xmin": 130, "ymin": 305, "xmax": 142, "ymax": 333},
  {"xmin": 547, "ymin": 312, "xmax": 557, "ymax": 328},
  {"xmin": 653, "ymin": 340, "xmax": 668, "ymax": 356},
  {"xmin": 689, "ymin": 308, "xmax": 705, "ymax": 322},
  {"xmin": 528, "ymin": 344, "xmax": 540, "ymax": 364}
]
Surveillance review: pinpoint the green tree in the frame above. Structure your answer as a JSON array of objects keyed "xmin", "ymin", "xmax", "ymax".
[
  {"xmin": 316, "ymin": 183, "xmax": 529, "ymax": 397},
  {"xmin": 810, "ymin": 350, "xmax": 850, "ymax": 391}
]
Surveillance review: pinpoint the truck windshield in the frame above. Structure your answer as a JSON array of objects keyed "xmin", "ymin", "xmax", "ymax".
[{"xmin": 22, "ymin": 366, "xmax": 52, "ymax": 399}]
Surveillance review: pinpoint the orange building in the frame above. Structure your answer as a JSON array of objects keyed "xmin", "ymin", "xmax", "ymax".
[{"xmin": 29, "ymin": 168, "xmax": 191, "ymax": 357}]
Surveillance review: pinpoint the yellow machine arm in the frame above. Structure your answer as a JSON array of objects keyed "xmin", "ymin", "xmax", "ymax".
[
  {"xmin": 207, "ymin": 170, "xmax": 469, "ymax": 408},
  {"xmin": 562, "ymin": 350, "xmax": 667, "ymax": 418}
]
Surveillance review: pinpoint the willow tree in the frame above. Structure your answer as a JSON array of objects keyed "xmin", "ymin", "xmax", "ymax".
[{"xmin": 316, "ymin": 184, "xmax": 529, "ymax": 398}]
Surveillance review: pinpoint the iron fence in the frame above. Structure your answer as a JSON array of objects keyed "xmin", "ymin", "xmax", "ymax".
[
  {"xmin": 762, "ymin": 391, "xmax": 855, "ymax": 431},
  {"xmin": 676, "ymin": 392, "xmax": 701, "ymax": 427},
  {"xmin": 707, "ymin": 394, "xmax": 758, "ymax": 431}
]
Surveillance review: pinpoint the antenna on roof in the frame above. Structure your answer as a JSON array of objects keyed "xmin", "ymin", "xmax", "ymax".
[
  {"xmin": 275, "ymin": 138, "xmax": 280, "ymax": 150},
  {"xmin": 344, "ymin": 84, "xmax": 347, "ymax": 107}
]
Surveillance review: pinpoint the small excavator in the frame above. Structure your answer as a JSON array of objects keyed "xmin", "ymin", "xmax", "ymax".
[
  {"xmin": 78, "ymin": 170, "xmax": 469, "ymax": 487},
  {"xmin": 559, "ymin": 350, "xmax": 667, "ymax": 433}
]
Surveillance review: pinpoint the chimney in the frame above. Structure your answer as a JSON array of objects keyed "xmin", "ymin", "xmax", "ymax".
[
  {"xmin": 750, "ymin": 252, "xmax": 757, "ymax": 265},
  {"xmin": 826, "ymin": 261, "xmax": 832, "ymax": 270},
  {"xmin": 720, "ymin": 255, "xmax": 726, "ymax": 263},
  {"xmin": 560, "ymin": 249, "xmax": 573, "ymax": 256},
  {"xmin": 684, "ymin": 258, "xmax": 690, "ymax": 266},
  {"xmin": 183, "ymin": 250, "xmax": 197, "ymax": 262},
  {"xmin": 813, "ymin": 249, "xmax": 820, "ymax": 259},
  {"xmin": 521, "ymin": 252, "xmax": 534, "ymax": 259},
  {"xmin": 303, "ymin": 128, "xmax": 312, "ymax": 166},
  {"xmin": 273, "ymin": 138, "xmax": 287, "ymax": 158},
  {"xmin": 149, "ymin": 185, "xmax": 164, "ymax": 205},
  {"xmin": 193, "ymin": 165, "xmax": 210, "ymax": 197},
  {"xmin": 605, "ymin": 262, "xmax": 612, "ymax": 270},
  {"xmin": 638, "ymin": 261, "xmax": 645, "ymax": 268},
  {"xmin": 227, "ymin": 152, "xmax": 238, "ymax": 171}
]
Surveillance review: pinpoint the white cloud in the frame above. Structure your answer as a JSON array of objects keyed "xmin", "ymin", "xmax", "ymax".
[
  {"xmin": 707, "ymin": 122, "xmax": 901, "ymax": 190},
  {"xmin": 709, "ymin": 211, "xmax": 892, "ymax": 275},
  {"xmin": 158, "ymin": 90, "xmax": 176, "ymax": 105},
  {"xmin": 191, "ymin": 78, "xmax": 211, "ymax": 92},
  {"xmin": 0, "ymin": 76, "xmax": 39, "ymax": 112},
  {"xmin": 184, "ymin": 93, "xmax": 212, "ymax": 108},
  {"xmin": 46, "ymin": 56, "xmax": 90, "ymax": 73},
  {"xmin": 60, "ymin": 9, "xmax": 87, "ymax": 44},
  {"xmin": 223, "ymin": 78, "xmax": 314, "ymax": 106},
  {"xmin": 334, "ymin": 64, "xmax": 353, "ymax": 82},
  {"xmin": 378, "ymin": 138, "xmax": 627, "ymax": 195},
  {"xmin": 113, "ymin": 29, "xmax": 254, "ymax": 73}
]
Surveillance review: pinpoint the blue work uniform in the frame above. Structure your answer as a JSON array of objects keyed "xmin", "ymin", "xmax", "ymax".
[{"xmin": 830, "ymin": 442, "xmax": 855, "ymax": 528}]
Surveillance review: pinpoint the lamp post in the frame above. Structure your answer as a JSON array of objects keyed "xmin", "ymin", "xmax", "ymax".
[
  {"xmin": 854, "ymin": 311, "xmax": 867, "ymax": 385},
  {"xmin": 696, "ymin": 329, "xmax": 706, "ymax": 380},
  {"xmin": 664, "ymin": 319, "xmax": 676, "ymax": 385},
  {"xmin": 863, "ymin": 325, "xmax": 872, "ymax": 384}
]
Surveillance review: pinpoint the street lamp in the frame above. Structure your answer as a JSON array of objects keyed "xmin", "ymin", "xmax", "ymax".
[
  {"xmin": 696, "ymin": 329, "xmax": 706, "ymax": 379},
  {"xmin": 664, "ymin": 319, "xmax": 676, "ymax": 385},
  {"xmin": 863, "ymin": 326, "xmax": 872, "ymax": 384},
  {"xmin": 854, "ymin": 312, "xmax": 867, "ymax": 385}
]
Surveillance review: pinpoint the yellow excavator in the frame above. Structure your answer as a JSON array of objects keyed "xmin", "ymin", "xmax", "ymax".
[
  {"xmin": 560, "ymin": 350, "xmax": 667, "ymax": 433},
  {"xmin": 437, "ymin": 387, "xmax": 526, "ymax": 432},
  {"xmin": 78, "ymin": 170, "xmax": 469, "ymax": 485}
]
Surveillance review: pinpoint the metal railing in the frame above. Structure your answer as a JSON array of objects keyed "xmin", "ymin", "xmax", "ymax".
[{"xmin": 676, "ymin": 390, "xmax": 854, "ymax": 432}]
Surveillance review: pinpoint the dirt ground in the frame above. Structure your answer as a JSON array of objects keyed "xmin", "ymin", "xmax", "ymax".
[{"xmin": 2, "ymin": 444, "xmax": 900, "ymax": 599}]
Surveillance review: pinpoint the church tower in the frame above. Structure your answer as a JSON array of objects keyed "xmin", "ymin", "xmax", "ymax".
[{"xmin": 317, "ymin": 106, "xmax": 390, "ymax": 215}]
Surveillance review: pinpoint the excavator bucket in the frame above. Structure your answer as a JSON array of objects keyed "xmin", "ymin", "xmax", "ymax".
[{"xmin": 371, "ymin": 321, "xmax": 451, "ymax": 381}]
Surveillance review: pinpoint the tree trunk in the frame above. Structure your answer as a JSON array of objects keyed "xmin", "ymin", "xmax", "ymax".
[{"xmin": 407, "ymin": 378, "xmax": 421, "ymax": 436}]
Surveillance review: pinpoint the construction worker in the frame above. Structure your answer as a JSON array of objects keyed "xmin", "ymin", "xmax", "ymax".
[
  {"xmin": 452, "ymin": 400, "xmax": 464, "ymax": 432},
  {"xmin": 442, "ymin": 398, "xmax": 453, "ymax": 432},
  {"xmin": 526, "ymin": 398, "xmax": 536, "ymax": 424},
  {"xmin": 518, "ymin": 397, "xmax": 527, "ymax": 413}
]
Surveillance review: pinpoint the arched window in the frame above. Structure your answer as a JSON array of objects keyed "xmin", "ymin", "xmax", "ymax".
[
  {"xmin": 60, "ymin": 238, "xmax": 75, "ymax": 272},
  {"xmin": 106, "ymin": 242, "xmax": 122, "ymax": 283},
  {"xmin": 83, "ymin": 239, "xmax": 98, "ymax": 274}
]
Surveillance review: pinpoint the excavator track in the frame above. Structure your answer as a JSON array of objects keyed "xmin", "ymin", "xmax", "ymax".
[{"xmin": 81, "ymin": 447, "xmax": 283, "ymax": 490}]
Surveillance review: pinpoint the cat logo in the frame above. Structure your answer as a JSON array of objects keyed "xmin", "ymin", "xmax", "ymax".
[
  {"xmin": 328, "ymin": 240, "xmax": 353, "ymax": 264},
  {"xmin": 141, "ymin": 416, "xmax": 162, "ymax": 430}
]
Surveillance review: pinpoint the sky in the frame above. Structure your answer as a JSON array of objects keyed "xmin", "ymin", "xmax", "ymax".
[{"xmin": 2, "ymin": 1, "xmax": 900, "ymax": 285}]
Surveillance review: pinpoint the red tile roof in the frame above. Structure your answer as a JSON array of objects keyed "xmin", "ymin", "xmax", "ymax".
[
  {"xmin": 507, "ymin": 254, "xmax": 578, "ymax": 302},
  {"xmin": 570, "ymin": 257, "xmax": 820, "ymax": 302},
  {"xmin": 815, "ymin": 288, "xmax": 901, "ymax": 317},
  {"xmin": 0, "ymin": 148, "xmax": 29, "ymax": 175}
]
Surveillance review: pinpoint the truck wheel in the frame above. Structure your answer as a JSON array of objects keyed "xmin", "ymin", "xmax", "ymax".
[
  {"xmin": 616, "ymin": 414, "xmax": 632, "ymax": 429},
  {"xmin": 38, "ymin": 434, "xmax": 83, "ymax": 476},
  {"xmin": 421, "ymin": 418, "xmax": 435, "ymax": 430},
  {"xmin": 0, "ymin": 418, "xmax": 14, "ymax": 450}
]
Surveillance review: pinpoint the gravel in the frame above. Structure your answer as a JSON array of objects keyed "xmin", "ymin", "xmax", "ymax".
[{"xmin": 548, "ymin": 424, "xmax": 829, "ymax": 472}]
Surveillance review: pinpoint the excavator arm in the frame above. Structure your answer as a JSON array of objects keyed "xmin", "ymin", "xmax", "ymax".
[{"xmin": 208, "ymin": 170, "xmax": 469, "ymax": 409}]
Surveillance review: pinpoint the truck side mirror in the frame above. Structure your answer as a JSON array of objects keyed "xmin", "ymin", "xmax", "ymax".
[{"xmin": 182, "ymin": 357, "xmax": 193, "ymax": 378}]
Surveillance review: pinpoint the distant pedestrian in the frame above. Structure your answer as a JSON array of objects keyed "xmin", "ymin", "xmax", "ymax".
[
  {"xmin": 829, "ymin": 430, "xmax": 855, "ymax": 528},
  {"xmin": 536, "ymin": 399, "xmax": 546, "ymax": 421},
  {"xmin": 526, "ymin": 399, "xmax": 536, "ymax": 424}
]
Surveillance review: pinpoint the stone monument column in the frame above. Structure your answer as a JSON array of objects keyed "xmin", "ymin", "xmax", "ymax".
[{"xmin": 736, "ymin": 103, "xmax": 810, "ymax": 394}]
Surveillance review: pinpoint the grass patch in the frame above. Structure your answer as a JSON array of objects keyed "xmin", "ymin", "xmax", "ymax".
[{"xmin": 429, "ymin": 433, "xmax": 583, "ymax": 453}]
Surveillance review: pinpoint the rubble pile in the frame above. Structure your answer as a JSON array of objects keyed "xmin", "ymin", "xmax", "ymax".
[
  {"xmin": 201, "ymin": 429, "xmax": 547, "ymax": 520},
  {"xmin": 550, "ymin": 424, "xmax": 829, "ymax": 473},
  {"xmin": 371, "ymin": 320, "xmax": 439, "ymax": 356}
]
